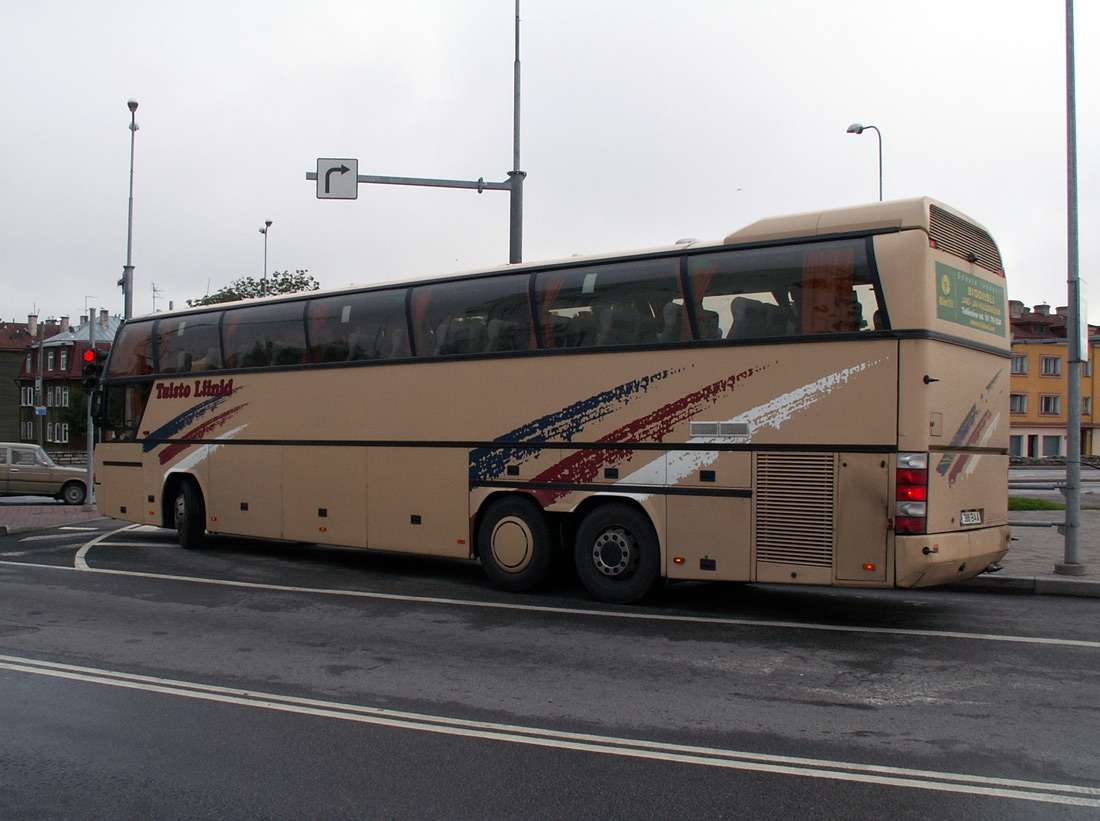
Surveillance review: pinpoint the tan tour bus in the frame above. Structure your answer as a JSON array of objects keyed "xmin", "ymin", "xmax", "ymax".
[{"xmin": 92, "ymin": 197, "xmax": 1010, "ymax": 603}]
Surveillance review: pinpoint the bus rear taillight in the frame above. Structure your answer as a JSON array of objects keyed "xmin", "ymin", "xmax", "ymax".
[{"xmin": 895, "ymin": 453, "xmax": 929, "ymax": 535}]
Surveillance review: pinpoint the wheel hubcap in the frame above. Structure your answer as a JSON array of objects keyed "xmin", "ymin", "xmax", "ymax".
[
  {"xmin": 591, "ymin": 526, "xmax": 636, "ymax": 577},
  {"xmin": 492, "ymin": 517, "xmax": 533, "ymax": 571}
]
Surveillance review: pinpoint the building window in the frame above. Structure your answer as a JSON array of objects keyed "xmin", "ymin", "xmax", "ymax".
[
  {"xmin": 1085, "ymin": 359, "xmax": 1093, "ymax": 377},
  {"xmin": 46, "ymin": 350, "xmax": 55, "ymax": 371},
  {"xmin": 1010, "ymin": 393, "xmax": 1028, "ymax": 414},
  {"xmin": 1042, "ymin": 435, "xmax": 1063, "ymax": 457},
  {"xmin": 1084, "ymin": 397, "xmax": 1092, "ymax": 416},
  {"xmin": 25, "ymin": 353, "xmax": 32, "ymax": 371},
  {"xmin": 20, "ymin": 387, "xmax": 32, "ymax": 407},
  {"xmin": 60, "ymin": 349, "xmax": 69, "ymax": 370},
  {"xmin": 1009, "ymin": 435, "xmax": 1024, "ymax": 457},
  {"xmin": 1040, "ymin": 394, "xmax": 1061, "ymax": 415},
  {"xmin": 1011, "ymin": 354, "xmax": 1028, "ymax": 374},
  {"xmin": 59, "ymin": 387, "xmax": 69, "ymax": 408},
  {"xmin": 1040, "ymin": 355, "xmax": 1062, "ymax": 376},
  {"xmin": 46, "ymin": 386, "xmax": 54, "ymax": 407}
]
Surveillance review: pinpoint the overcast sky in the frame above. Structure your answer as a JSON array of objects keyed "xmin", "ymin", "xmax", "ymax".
[{"xmin": 1, "ymin": 0, "xmax": 1095, "ymax": 325}]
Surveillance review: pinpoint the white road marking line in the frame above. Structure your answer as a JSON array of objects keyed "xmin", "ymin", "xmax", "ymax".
[
  {"xmin": 2, "ymin": 547, "xmax": 1097, "ymax": 651},
  {"xmin": 0, "ymin": 652, "xmax": 1096, "ymax": 807}
]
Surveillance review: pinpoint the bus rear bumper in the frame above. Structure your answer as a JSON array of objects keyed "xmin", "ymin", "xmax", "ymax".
[{"xmin": 895, "ymin": 526, "xmax": 1011, "ymax": 588}]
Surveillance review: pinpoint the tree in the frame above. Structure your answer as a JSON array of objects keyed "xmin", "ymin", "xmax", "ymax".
[{"xmin": 187, "ymin": 270, "xmax": 320, "ymax": 307}]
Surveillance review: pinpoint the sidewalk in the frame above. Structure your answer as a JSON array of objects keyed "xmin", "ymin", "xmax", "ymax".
[
  {"xmin": 0, "ymin": 501, "xmax": 104, "ymax": 536},
  {"xmin": 0, "ymin": 502, "xmax": 1097, "ymax": 597},
  {"xmin": 958, "ymin": 509, "xmax": 1100, "ymax": 597}
]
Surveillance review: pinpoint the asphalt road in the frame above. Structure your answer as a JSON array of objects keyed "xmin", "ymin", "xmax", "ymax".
[{"xmin": 1, "ymin": 521, "xmax": 1098, "ymax": 820}]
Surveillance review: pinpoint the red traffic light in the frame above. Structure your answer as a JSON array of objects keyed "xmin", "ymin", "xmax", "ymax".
[{"xmin": 83, "ymin": 348, "xmax": 98, "ymax": 363}]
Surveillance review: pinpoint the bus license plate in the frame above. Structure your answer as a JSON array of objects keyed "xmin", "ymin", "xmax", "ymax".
[{"xmin": 960, "ymin": 509, "xmax": 983, "ymax": 526}]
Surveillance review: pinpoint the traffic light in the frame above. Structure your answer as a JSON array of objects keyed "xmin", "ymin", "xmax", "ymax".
[{"xmin": 81, "ymin": 348, "xmax": 108, "ymax": 391}]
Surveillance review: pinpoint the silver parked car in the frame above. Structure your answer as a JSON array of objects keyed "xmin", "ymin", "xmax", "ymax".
[{"xmin": 0, "ymin": 443, "xmax": 87, "ymax": 505}]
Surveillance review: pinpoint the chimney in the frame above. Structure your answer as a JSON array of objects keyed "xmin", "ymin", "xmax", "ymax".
[
  {"xmin": 28, "ymin": 314, "xmax": 37, "ymax": 337},
  {"xmin": 1056, "ymin": 306, "xmax": 1069, "ymax": 317},
  {"xmin": 1009, "ymin": 300, "xmax": 1025, "ymax": 319},
  {"xmin": 60, "ymin": 316, "xmax": 70, "ymax": 333},
  {"xmin": 80, "ymin": 314, "xmax": 88, "ymax": 326},
  {"xmin": 100, "ymin": 309, "xmax": 109, "ymax": 327},
  {"xmin": 1034, "ymin": 304, "xmax": 1051, "ymax": 316}
]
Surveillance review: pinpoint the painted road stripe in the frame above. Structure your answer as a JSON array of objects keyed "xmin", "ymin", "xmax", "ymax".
[
  {"xmin": 2, "ymin": 546, "xmax": 1099, "ymax": 651},
  {"xmin": 0, "ymin": 652, "xmax": 1096, "ymax": 808}
]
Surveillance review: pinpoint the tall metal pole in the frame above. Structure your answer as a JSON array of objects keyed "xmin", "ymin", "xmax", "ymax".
[
  {"xmin": 260, "ymin": 221, "xmax": 273, "ymax": 297},
  {"xmin": 507, "ymin": 0, "xmax": 525, "ymax": 264},
  {"xmin": 1059, "ymin": 0, "xmax": 1085, "ymax": 574},
  {"xmin": 86, "ymin": 308, "xmax": 95, "ymax": 506},
  {"xmin": 121, "ymin": 100, "xmax": 139, "ymax": 320}
]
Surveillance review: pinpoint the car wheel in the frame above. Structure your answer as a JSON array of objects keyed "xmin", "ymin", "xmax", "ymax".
[{"xmin": 60, "ymin": 482, "xmax": 86, "ymax": 506}]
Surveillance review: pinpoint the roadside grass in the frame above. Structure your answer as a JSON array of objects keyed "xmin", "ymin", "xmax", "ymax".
[{"xmin": 1009, "ymin": 497, "xmax": 1065, "ymax": 511}]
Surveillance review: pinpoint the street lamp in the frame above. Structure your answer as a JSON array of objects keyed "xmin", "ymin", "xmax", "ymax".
[
  {"xmin": 259, "ymin": 220, "xmax": 272, "ymax": 296},
  {"xmin": 846, "ymin": 122, "xmax": 882, "ymax": 202},
  {"xmin": 120, "ymin": 99, "xmax": 139, "ymax": 319}
]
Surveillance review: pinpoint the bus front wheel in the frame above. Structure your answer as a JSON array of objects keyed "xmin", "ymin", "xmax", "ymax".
[
  {"xmin": 477, "ymin": 496, "xmax": 554, "ymax": 592},
  {"xmin": 574, "ymin": 503, "xmax": 660, "ymax": 604},
  {"xmin": 174, "ymin": 480, "xmax": 207, "ymax": 550}
]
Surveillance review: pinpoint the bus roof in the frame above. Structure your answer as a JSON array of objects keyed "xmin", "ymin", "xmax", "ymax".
[{"xmin": 724, "ymin": 196, "xmax": 975, "ymax": 245}]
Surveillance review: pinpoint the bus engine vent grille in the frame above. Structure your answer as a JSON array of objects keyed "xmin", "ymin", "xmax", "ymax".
[
  {"xmin": 755, "ymin": 453, "xmax": 835, "ymax": 567},
  {"xmin": 929, "ymin": 204, "xmax": 1003, "ymax": 274}
]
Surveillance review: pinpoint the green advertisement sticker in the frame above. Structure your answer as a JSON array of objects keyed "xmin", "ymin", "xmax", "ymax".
[{"xmin": 935, "ymin": 262, "xmax": 1006, "ymax": 337}]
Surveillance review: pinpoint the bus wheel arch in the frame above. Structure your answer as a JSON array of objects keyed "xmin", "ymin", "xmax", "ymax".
[
  {"xmin": 475, "ymin": 494, "xmax": 556, "ymax": 593},
  {"xmin": 572, "ymin": 499, "xmax": 661, "ymax": 604}
]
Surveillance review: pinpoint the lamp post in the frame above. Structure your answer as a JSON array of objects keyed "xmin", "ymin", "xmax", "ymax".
[
  {"xmin": 259, "ymin": 220, "xmax": 272, "ymax": 297},
  {"xmin": 121, "ymin": 99, "xmax": 139, "ymax": 319},
  {"xmin": 846, "ymin": 122, "xmax": 882, "ymax": 201}
]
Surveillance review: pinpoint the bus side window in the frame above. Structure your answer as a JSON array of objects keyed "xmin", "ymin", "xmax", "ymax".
[
  {"xmin": 411, "ymin": 274, "xmax": 532, "ymax": 357},
  {"xmin": 534, "ymin": 258, "xmax": 680, "ymax": 349},
  {"xmin": 307, "ymin": 290, "xmax": 410, "ymax": 363},
  {"xmin": 688, "ymin": 239, "xmax": 876, "ymax": 340},
  {"xmin": 155, "ymin": 314, "xmax": 223, "ymax": 373}
]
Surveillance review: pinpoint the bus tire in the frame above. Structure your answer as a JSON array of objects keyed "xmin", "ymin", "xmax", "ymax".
[
  {"xmin": 174, "ymin": 479, "xmax": 207, "ymax": 550},
  {"xmin": 477, "ymin": 496, "xmax": 554, "ymax": 593},
  {"xmin": 60, "ymin": 481, "xmax": 86, "ymax": 506},
  {"xmin": 574, "ymin": 503, "xmax": 660, "ymax": 604}
]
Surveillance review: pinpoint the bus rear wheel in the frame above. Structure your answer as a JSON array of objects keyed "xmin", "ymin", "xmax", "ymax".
[
  {"xmin": 174, "ymin": 480, "xmax": 207, "ymax": 550},
  {"xmin": 574, "ymin": 503, "xmax": 660, "ymax": 604},
  {"xmin": 477, "ymin": 496, "xmax": 554, "ymax": 592}
]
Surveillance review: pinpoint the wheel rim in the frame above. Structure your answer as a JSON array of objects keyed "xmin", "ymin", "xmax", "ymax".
[
  {"xmin": 590, "ymin": 525, "xmax": 638, "ymax": 577},
  {"xmin": 490, "ymin": 516, "xmax": 533, "ymax": 572},
  {"xmin": 65, "ymin": 485, "xmax": 83, "ymax": 504},
  {"xmin": 174, "ymin": 491, "xmax": 186, "ymax": 530}
]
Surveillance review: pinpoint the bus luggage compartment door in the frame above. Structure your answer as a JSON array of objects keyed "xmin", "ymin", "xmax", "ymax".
[
  {"xmin": 834, "ymin": 453, "xmax": 889, "ymax": 582},
  {"xmin": 665, "ymin": 451, "xmax": 751, "ymax": 582}
]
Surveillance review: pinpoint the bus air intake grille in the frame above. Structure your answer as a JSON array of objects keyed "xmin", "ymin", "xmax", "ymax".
[
  {"xmin": 755, "ymin": 453, "xmax": 835, "ymax": 568},
  {"xmin": 929, "ymin": 204, "xmax": 1003, "ymax": 274}
]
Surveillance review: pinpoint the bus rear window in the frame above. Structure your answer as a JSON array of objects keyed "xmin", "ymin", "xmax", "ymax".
[
  {"xmin": 687, "ymin": 239, "xmax": 884, "ymax": 340},
  {"xmin": 106, "ymin": 320, "xmax": 155, "ymax": 378}
]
